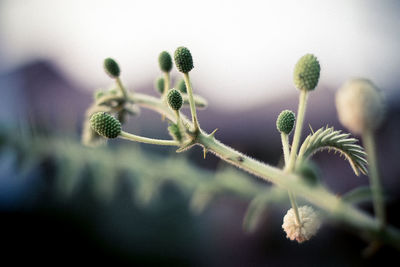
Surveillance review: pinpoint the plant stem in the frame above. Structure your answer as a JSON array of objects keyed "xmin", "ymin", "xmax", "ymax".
[
  {"xmin": 281, "ymin": 90, "xmax": 309, "ymax": 226},
  {"xmin": 183, "ymin": 73, "xmax": 200, "ymax": 131},
  {"xmin": 281, "ymin": 133, "xmax": 290, "ymax": 164},
  {"xmin": 281, "ymin": 133, "xmax": 301, "ymax": 225},
  {"xmin": 117, "ymin": 91, "xmax": 400, "ymax": 248},
  {"xmin": 197, "ymin": 132, "xmax": 400, "ymax": 248},
  {"xmin": 128, "ymin": 93, "xmax": 176, "ymax": 122},
  {"xmin": 116, "ymin": 77, "xmax": 128, "ymax": 99},
  {"xmin": 363, "ymin": 129, "xmax": 386, "ymax": 228},
  {"xmin": 162, "ymin": 72, "xmax": 170, "ymax": 99},
  {"xmin": 287, "ymin": 90, "xmax": 308, "ymax": 172},
  {"xmin": 174, "ymin": 110, "xmax": 185, "ymax": 131},
  {"xmin": 119, "ymin": 131, "xmax": 179, "ymax": 146},
  {"xmin": 175, "ymin": 110, "xmax": 180, "ymax": 121}
]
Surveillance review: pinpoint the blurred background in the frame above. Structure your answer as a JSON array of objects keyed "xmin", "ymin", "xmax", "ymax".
[{"xmin": 1, "ymin": 0, "xmax": 400, "ymax": 265}]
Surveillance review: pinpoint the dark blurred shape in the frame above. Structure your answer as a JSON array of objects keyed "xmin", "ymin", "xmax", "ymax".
[{"xmin": 0, "ymin": 60, "xmax": 91, "ymax": 130}]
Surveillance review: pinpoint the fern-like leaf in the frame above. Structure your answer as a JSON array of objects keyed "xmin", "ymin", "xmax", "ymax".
[{"xmin": 297, "ymin": 127, "xmax": 368, "ymax": 176}]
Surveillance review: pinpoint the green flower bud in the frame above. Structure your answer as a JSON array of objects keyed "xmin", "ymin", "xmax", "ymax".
[
  {"xmin": 293, "ymin": 54, "xmax": 320, "ymax": 91},
  {"xmin": 104, "ymin": 58, "xmax": 120, "ymax": 78},
  {"xmin": 174, "ymin": 46, "xmax": 194, "ymax": 73},
  {"xmin": 158, "ymin": 51, "xmax": 173, "ymax": 72},
  {"xmin": 176, "ymin": 79, "xmax": 187, "ymax": 93},
  {"xmin": 90, "ymin": 112, "xmax": 121, "ymax": 139},
  {"xmin": 276, "ymin": 110, "xmax": 296, "ymax": 135},
  {"xmin": 167, "ymin": 89, "xmax": 183, "ymax": 111},
  {"xmin": 155, "ymin": 77, "xmax": 165, "ymax": 94}
]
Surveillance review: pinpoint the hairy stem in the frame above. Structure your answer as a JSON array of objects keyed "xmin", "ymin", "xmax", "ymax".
[
  {"xmin": 281, "ymin": 133, "xmax": 290, "ymax": 164},
  {"xmin": 287, "ymin": 90, "xmax": 308, "ymax": 172},
  {"xmin": 183, "ymin": 73, "xmax": 200, "ymax": 131},
  {"xmin": 162, "ymin": 72, "xmax": 170, "ymax": 99},
  {"xmin": 197, "ymin": 132, "xmax": 400, "ymax": 248},
  {"xmin": 113, "ymin": 91, "xmax": 400, "ymax": 249},
  {"xmin": 281, "ymin": 133, "xmax": 301, "ymax": 225},
  {"xmin": 363, "ymin": 129, "xmax": 386, "ymax": 228}
]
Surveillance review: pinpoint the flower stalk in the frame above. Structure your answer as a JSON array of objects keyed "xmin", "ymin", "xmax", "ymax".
[
  {"xmin": 281, "ymin": 132, "xmax": 302, "ymax": 226},
  {"xmin": 287, "ymin": 90, "xmax": 308, "ymax": 172},
  {"xmin": 363, "ymin": 129, "xmax": 386, "ymax": 228},
  {"xmin": 119, "ymin": 131, "xmax": 179, "ymax": 146},
  {"xmin": 116, "ymin": 77, "xmax": 128, "ymax": 99},
  {"xmin": 183, "ymin": 73, "xmax": 200, "ymax": 131}
]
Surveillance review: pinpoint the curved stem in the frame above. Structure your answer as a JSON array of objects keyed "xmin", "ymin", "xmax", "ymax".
[
  {"xmin": 119, "ymin": 131, "xmax": 179, "ymax": 146},
  {"xmin": 363, "ymin": 129, "xmax": 386, "ymax": 228},
  {"xmin": 183, "ymin": 73, "xmax": 200, "ymax": 131},
  {"xmin": 287, "ymin": 90, "xmax": 308, "ymax": 172}
]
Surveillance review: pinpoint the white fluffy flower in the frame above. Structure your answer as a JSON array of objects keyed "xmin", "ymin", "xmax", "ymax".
[
  {"xmin": 335, "ymin": 78, "xmax": 385, "ymax": 135},
  {"xmin": 282, "ymin": 205, "xmax": 321, "ymax": 243}
]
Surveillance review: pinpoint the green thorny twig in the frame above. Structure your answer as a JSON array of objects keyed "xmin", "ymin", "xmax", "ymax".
[
  {"xmin": 84, "ymin": 89, "xmax": 400, "ymax": 250},
  {"xmin": 83, "ymin": 53, "xmax": 399, "ymax": 250}
]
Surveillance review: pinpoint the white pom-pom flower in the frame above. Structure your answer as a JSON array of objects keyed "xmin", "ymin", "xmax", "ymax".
[
  {"xmin": 282, "ymin": 205, "xmax": 321, "ymax": 243},
  {"xmin": 335, "ymin": 78, "xmax": 385, "ymax": 135}
]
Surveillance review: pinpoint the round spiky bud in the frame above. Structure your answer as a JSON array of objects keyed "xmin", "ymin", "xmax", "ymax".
[
  {"xmin": 104, "ymin": 58, "xmax": 120, "ymax": 78},
  {"xmin": 176, "ymin": 79, "xmax": 187, "ymax": 93},
  {"xmin": 90, "ymin": 112, "xmax": 121, "ymax": 139},
  {"xmin": 282, "ymin": 205, "xmax": 321, "ymax": 243},
  {"xmin": 158, "ymin": 51, "xmax": 173, "ymax": 72},
  {"xmin": 174, "ymin": 46, "xmax": 194, "ymax": 73},
  {"xmin": 155, "ymin": 77, "xmax": 165, "ymax": 94},
  {"xmin": 293, "ymin": 54, "xmax": 320, "ymax": 91},
  {"xmin": 167, "ymin": 89, "xmax": 183, "ymax": 111},
  {"xmin": 335, "ymin": 78, "xmax": 385, "ymax": 135},
  {"xmin": 276, "ymin": 110, "xmax": 296, "ymax": 135}
]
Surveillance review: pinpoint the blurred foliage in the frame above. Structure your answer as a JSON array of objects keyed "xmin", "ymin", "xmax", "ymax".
[{"xmin": 0, "ymin": 125, "xmax": 288, "ymax": 231}]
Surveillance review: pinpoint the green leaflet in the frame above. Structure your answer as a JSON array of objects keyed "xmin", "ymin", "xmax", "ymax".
[{"xmin": 297, "ymin": 127, "xmax": 368, "ymax": 176}]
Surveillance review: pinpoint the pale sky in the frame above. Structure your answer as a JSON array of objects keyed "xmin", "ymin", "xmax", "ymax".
[{"xmin": 1, "ymin": 0, "xmax": 399, "ymax": 110}]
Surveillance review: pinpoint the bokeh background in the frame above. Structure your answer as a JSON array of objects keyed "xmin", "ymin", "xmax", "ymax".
[{"xmin": 1, "ymin": 0, "xmax": 400, "ymax": 265}]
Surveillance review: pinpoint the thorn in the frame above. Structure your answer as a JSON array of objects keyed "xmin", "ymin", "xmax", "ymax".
[
  {"xmin": 176, "ymin": 140, "xmax": 195, "ymax": 153},
  {"xmin": 308, "ymin": 124, "xmax": 314, "ymax": 134},
  {"xmin": 203, "ymin": 148, "xmax": 207, "ymax": 159},
  {"xmin": 209, "ymin": 128, "xmax": 218, "ymax": 138}
]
